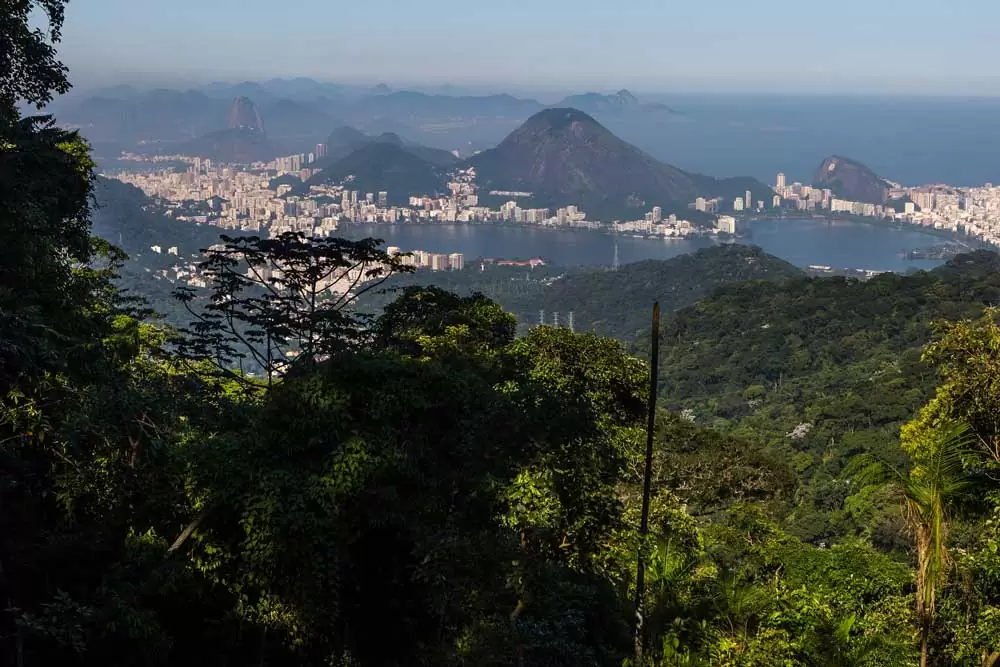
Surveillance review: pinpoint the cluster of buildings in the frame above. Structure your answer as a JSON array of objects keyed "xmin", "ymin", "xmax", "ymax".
[
  {"xmin": 887, "ymin": 183, "xmax": 1000, "ymax": 246},
  {"xmin": 387, "ymin": 247, "xmax": 465, "ymax": 271},
  {"xmin": 692, "ymin": 192, "xmax": 770, "ymax": 215},
  {"xmin": 772, "ymin": 173, "xmax": 889, "ymax": 217},
  {"xmin": 110, "ymin": 148, "xmax": 762, "ymax": 247},
  {"xmin": 771, "ymin": 172, "xmax": 1000, "ymax": 246},
  {"xmin": 109, "ymin": 156, "xmax": 605, "ymax": 234},
  {"xmin": 611, "ymin": 206, "xmax": 737, "ymax": 237},
  {"xmin": 144, "ymin": 243, "xmax": 228, "ymax": 289}
]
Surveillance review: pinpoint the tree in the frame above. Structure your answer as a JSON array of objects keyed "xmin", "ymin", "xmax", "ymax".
[
  {"xmin": 372, "ymin": 285, "xmax": 516, "ymax": 359},
  {"xmin": 851, "ymin": 423, "xmax": 976, "ymax": 667},
  {"xmin": 902, "ymin": 310, "xmax": 1000, "ymax": 470},
  {"xmin": 173, "ymin": 232, "xmax": 410, "ymax": 389},
  {"xmin": 0, "ymin": 0, "xmax": 70, "ymax": 116}
]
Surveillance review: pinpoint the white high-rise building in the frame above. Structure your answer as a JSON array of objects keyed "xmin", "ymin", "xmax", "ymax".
[
  {"xmin": 776, "ymin": 172, "xmax": 786, "ymax": 189},
  {"xmin": 716, "ymin": 216, "xmax": 737, "ymax": 234}
]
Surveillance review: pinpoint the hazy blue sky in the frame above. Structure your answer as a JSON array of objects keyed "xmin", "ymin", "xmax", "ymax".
[{"xmin": 55, "ymin": 0, "xmax": 1000, "ymax": 94}]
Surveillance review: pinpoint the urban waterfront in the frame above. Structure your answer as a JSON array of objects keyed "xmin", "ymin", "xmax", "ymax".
[{"xmin": 337, "ymin": 219, "xmax": 955, "ymax": 272}]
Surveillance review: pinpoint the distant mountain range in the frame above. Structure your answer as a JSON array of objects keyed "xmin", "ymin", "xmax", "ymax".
[
  {"xmin": 309, "ymin": 108, "xmax": 771, "ymax": 218},
  {"xmin": 52, "ymin": 79, "xmax": 685, "ymax": 156},
  {"xmin": 554, "ymin": 89, "xmax": 676, "ymax": 117},
  {"xmin": 60, "ymin": 78, "xmax": 770, "ymax": 218},
  {"xmin": 58, "ymin": 90, "xmax": 333, "ymax": 153}
]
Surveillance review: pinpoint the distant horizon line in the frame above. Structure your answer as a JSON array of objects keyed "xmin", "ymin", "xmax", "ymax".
[{"xmin": 53, "ymin": 76, "xmax": 1000, "ymax": 102}]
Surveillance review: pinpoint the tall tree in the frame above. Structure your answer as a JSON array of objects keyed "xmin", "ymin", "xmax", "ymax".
[
  {"xmin": 173, "ymin": 232, "xmax": 410, "ymax": 389},
  {"xmin": 851, "ymin": 424, "xmax": 975, "ymax": 667}
]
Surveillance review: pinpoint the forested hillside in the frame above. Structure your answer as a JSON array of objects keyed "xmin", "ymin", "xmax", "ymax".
[
  {"xmin": 634, "ymin": 251, "xmax": 1000, "ymax": 545},
  {"xmin": 9, "ymin": 5, "xmax": 1000, "ymax": 667},
  {"xmin": 90, "ymin": 177, "xmax": 240, "ymax": 324},
  {"xmin": 359, "ymin": 245, "xmax": 804, "ymax": 339}
]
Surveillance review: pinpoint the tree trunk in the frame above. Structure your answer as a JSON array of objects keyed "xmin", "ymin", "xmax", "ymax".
[
  {"xmin": 166, "ymin": 507, "xmax": 212, "ymax": 557},
  {"xmin": 634, "ymin": 302, "xmax": 661, "ymax": 667},
  {"xmin": 920, "ymin": 620, "xmax": 929, "ymax": 667},
  {"xmin": 510, "ymin": 530, "xmax": 527, "ymax": 667}
]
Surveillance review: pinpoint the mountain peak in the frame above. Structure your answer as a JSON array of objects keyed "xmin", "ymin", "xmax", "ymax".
[
  {"xmin": 519, "ymin": 107, "xmax": 604, "ymax": 133},
  {"xmin": 813, "ymin": 155, "xmax": 889, "ymax": 204},
  {"xmin": 614, "ymin": 89, "xmax": 639, "ymax": 105},
  {"xmin": 373, "ymin": 132, "xmax": 405, "ymax": 146},
  {"xmin": 469, "ymin": 108, "xmax": 773, "ymax": 219},
  {"xmin": 227, "ymin": 96, "xmax": 264, "ymax": 132}
]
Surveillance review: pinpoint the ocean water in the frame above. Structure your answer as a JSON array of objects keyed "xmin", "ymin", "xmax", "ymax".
[
  {"xmin": 339, "ymin": 219, "xmax": 951, "ymax": 272},
  {"xmin": 605, "ymin": 94, "xmax": 1000, "ymax": 187}
]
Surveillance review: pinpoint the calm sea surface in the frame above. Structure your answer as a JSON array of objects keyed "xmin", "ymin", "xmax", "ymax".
[
  {"xmin": 590, "ymin": 95, "xmax": 1000, "ymax": 188},
  {"xmin": 339, "ymin": 219, "xmax": 957, "ymax": 273}
]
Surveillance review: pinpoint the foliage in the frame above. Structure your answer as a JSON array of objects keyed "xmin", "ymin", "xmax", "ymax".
[
  {"xmin": 851, "ymin": 424, "xmax": 977, "ymax": 666},
  {"xmin": 173, "ymin": 231, "xmax": 411, "ymax": 387},
  {"xmin": 14, "ymin": 8, "xmax": 1000, "ymax": 665},
  {"xmin": 632, "ymin": 253, "xmax": 1000, "ymax": 543},
  {"xmin": 359, "ymin": 244, "xmax": 803, "ymax": 340},
  {"xmin": 0, "ymin": 0, "xmax": 70, "ymax": 114},
  {"xmin": 902, "ymin": 309, "xmax": 1000, "ymax": 469}
]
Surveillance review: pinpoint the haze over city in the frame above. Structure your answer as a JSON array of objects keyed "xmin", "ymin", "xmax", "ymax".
[{"xmin": 50, "ymin": 0, "xmax": 1000, "ymax": 95}]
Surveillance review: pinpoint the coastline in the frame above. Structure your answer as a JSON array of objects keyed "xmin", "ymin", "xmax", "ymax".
[{"xmin": 739, "ymin": 212, "xmax": 998, "ymax": 252}]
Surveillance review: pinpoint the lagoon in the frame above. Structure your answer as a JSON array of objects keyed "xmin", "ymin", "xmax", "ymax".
[{"xmin": 338, "ymin": 219, "xmax": 962, "ymax": 273}]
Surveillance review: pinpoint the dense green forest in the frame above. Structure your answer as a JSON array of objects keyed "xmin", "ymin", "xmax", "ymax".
[
  {"xmin": 635, "ymin": 252, "xmax": 1000, "ymax": 544},
  {"xmin": 8, "ymin": 5, "xmax": 1000, "ymax": 666}
]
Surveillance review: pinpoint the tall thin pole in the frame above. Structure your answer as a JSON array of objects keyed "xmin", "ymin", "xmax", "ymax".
[{"xmin": 634, "ymin": 301, "xmax": 660, "ymax": 666}]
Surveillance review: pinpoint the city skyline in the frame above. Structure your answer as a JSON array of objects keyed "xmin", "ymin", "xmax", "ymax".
[{"xmin": 45, "ymin": 0, "xmax": 1000, "ymax": 96}]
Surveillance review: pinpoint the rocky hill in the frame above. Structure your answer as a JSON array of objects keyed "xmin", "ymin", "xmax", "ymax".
[
  {"xmin": 320, "ymin": 127, "xmax": 458, "ymax": 168},
  {"xmin": 553, "ymin": 89, "xmax": 676, "ymax": 117},
  {"xmin": 306, "ymin": 142, "xmax": 447, "ymax": 203},
  {"xmin": 813, "ymin": 155, "xmax": 889, "ymax": 204},
  {"xmin": 227, "ymin": 96, "xmax": 264, "ymax": 131},
  {"xmin": 468, "ymin": 108, "xmax": 772, "ymax": 218}
]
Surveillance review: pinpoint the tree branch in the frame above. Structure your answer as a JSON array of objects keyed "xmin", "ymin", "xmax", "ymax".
[{"xmin": 166, "ymin": 507, "xmax": 213, "ymax": 558}]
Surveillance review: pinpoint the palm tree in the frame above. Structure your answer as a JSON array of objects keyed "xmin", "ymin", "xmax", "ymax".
[{"xmin": 850, "ymin": 422, "xmax": 975, "ymax": 667}]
